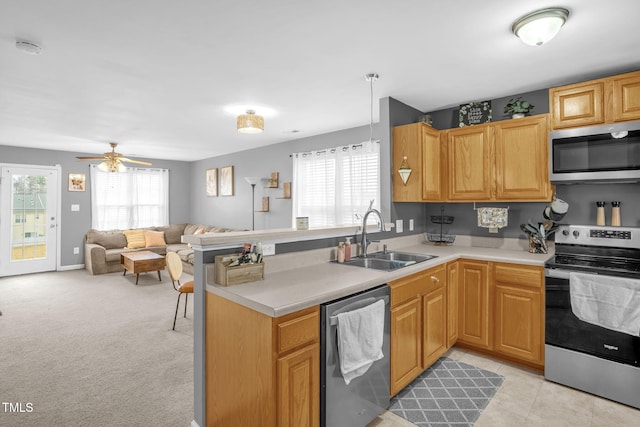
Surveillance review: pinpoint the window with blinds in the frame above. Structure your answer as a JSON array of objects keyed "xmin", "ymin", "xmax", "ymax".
[
  {"xmin": 292, "ymin": 140, "xmax": 380, "ymax": 228},
  {"xmin": 90, "ymin": 166, "xmax": 169, "ymax": 230}
]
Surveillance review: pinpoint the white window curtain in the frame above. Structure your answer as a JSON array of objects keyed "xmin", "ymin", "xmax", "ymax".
[
  {"xmin": 90, "ymin": 165, "xmax": 169, "ymax": 230},
  {"xmin": 292, "ymin": 140, "xmax": 380, "ymax": 228}
]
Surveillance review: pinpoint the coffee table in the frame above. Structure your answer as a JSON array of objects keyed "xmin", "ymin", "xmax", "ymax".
[{"xmin": 121, "ymin": 251, "xmax": 165, "ymax": 285}]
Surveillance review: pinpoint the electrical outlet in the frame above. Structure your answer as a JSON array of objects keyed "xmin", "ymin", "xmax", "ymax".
[
  {"xmin": 395, "ymin": 219, "xmax": 403, "ymax": 233},
  {"xmin": 409, "ymin": 219, "xmax": 414, "ymax": 231},
  {"xmin": 71, "ymin": 204, "xmax": 80, "ymax": 211},
  {"xmin": 73, "ymin": 247, "xmax": 79, "ymax": 255},
  {"xmin": 262, "ymin": 243, "xmax": 276, "ymax": 256}
]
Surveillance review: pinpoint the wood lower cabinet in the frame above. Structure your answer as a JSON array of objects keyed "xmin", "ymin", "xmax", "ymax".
[
  {"xmin": 206, "ymin": 293, "xmax": 319, "ymax": 427},
  {"xmin": 392, "ymin": 122, "xmax": 445, "ymax": 202},
  {"xmin": 550, "ymin": 70, "xmax": 640, "ymax": 129},
  {"xmin": 457, "ymin": 260, "xmax": 491, "ymax": 349},
  {"xmin": 277, "ymin": 343, "xmax": 320, "ymax": 427},
  {"xmin": 390, "ymin": 265, "xmax": 447, "ymax": 395},
  {"xmin": 446, "ymin": 261, "xmax": 459, "ymax": 348},
  {"xmin": 493, "ymin": 263, "xmax": 544, "ymax": 365},
  {"xmin": 422, "ymin": 285, "xmax": 446, "ymax": 368},
  {"xmin": 390, "ymin": 296, "xmax": 422, "ymax": 395},
  {"xmin": 456, "ymin": 259, "xmax": 545, "ymax": 369}
]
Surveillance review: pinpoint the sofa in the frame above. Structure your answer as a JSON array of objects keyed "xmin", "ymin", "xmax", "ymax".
[{"xmin": 84, "ymin": 223, "xmax": 240, "ymax": 276}]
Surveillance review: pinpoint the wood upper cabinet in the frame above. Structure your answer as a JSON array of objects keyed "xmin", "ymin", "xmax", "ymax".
[
  {"xmin": 494, "ymin": 115, "xmax": 551, "ymax": 201},
  {"xmin": 206, "ymin": 293, "xmax": 319, "ymax": 427},
  {"xmin": 447, "ymin": 125, "xmax": 493, "ymax": 200},
  {"xmin": 550, "ymin": 70, "xmax": 640, "ymax": 129},
  {"xmin": 392, "ymin": 122, "xmax": 445, "ymax": 202},
  {"xmin": 457, "ymin": 260, "xmax": 491, "ymax": 349},
  {"xmin": 389, "ymin": 265, "xmax": 447, "ymax": 395},
  {"xmin": 446, "ymin": 261, "xmax": 459, "ymax": 348},
  {"xmin": 493, "ymin": 263, "xmax": 544, "ymax": 365},
  {"xmin": 447, "ymin": 115, "xmax": 551, "ymax": 202},
  {"xmin": 612, "ymin": 72, "xmax": 640, "ymax": 122},
  {"xmin": 550, "ymin": 80, "xmax": 605, "ymax": 129}
]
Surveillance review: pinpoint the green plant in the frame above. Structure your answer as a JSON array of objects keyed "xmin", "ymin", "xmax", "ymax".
[{"xmin": 504, "ymin": 97, "xmax": 535, "ymax": 114}]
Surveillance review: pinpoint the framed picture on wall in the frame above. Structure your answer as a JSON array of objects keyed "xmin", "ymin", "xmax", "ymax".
[
  {"xmin": 206, "ymin": 168, "xmax": 218, "ymax": 197},
  {"xmin": 220, "ymin": 166, "xmax": 234, "ymax": 196},
  {"xmin": 68, "ymin": 173, "xmax": 86, "ymax": 192}
]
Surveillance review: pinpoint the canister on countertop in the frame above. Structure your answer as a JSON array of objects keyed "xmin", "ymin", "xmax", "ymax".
[
  {"xmin": 612, "ymin": 201, "xmax": 621, "ymax": 226},
  {"xmin": 337, "ymin": 242, "xmax": 345, "ymax": 263},
  {"xmin": 596, "ymin": 201, "xmax": 606, "ymax": 226},
  {"xmin": 344, "ymin": 237, "xmax": 352, "ymax": 262}
]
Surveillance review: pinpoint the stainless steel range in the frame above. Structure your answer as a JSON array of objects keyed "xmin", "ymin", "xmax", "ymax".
[{"xmin": 545, "ymin": 225, "xmax": 640, "ymax": 409}]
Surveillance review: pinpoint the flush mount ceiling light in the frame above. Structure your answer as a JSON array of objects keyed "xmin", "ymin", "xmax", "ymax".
[
  {"xmin": 237, "ymin": 110, "xmax": 264, "ymax": 134},
  {"xmin": 15, "ymin": 39, "xmax": 43, "ymax": 55},
  {"xmin": 512, "ymin": 7, "xmax": 569, "ymax": 46}
]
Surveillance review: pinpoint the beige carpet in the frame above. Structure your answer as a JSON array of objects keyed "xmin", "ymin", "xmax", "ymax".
[{"xmin": 0, "ymin": 268, "xmax": 193, "ymax": 427}]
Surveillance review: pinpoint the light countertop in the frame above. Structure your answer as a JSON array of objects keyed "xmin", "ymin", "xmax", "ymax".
[{"xmin": 203, "ymin": 234, "xmax": 553, "ymax": 318}]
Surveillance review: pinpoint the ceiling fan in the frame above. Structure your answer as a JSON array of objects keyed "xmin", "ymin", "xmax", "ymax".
[{"xmin": 76, "ymin": 142, "xmax": 152, "ymax": 172}]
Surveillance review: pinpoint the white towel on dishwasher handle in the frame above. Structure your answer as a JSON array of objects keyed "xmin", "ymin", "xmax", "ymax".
[
  {"xmin": 569, "ymin": 271, "xmax": 640, "ymax": 336},
  {"xmin": 336, "ymin": 299, "xmax": 385, "ymax": 385}
]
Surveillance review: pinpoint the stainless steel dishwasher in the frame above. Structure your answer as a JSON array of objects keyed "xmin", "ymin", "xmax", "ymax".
[{"xmin": 320, "ymin": 284, "xmax": 390, "ymax": 427}]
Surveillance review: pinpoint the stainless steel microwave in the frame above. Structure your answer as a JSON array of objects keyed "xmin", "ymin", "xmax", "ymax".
[{"xmin": 550, "ymin": 120, "xmax": 640, "ymax": 183}]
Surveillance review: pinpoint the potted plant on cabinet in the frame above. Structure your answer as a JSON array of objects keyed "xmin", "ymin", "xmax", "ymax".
[{"xmin": 504, "ymin": 97, "xmax": 535, "ymax": 118}]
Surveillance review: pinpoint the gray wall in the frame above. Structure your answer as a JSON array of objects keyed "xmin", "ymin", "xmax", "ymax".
[
  {"xmin": 189, "ymin": 124, "xmax": 386, "ymax": 230},
  {"xmin": 0, "ymin": 145, "xmax": 192, "ymax": 267}
]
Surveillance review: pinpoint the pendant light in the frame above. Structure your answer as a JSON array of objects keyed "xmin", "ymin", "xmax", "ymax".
[
  {"xmin": 237, "ymin": 110, "xmax": 264, "ymax": 134},
  {"xmin": 512, "ymin": 7, "xmax": 569, "ymax": 46}
]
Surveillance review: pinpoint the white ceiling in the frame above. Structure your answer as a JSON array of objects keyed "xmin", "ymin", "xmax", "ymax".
[{"xmin": 1, "ymin": 1, "xmax": 639, "ymax": 162}]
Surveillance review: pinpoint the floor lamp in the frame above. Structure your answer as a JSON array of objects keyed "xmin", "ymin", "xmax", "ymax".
[{"xmin": 244, "ymin": 177, "xmax": 260, "ymax": 230}]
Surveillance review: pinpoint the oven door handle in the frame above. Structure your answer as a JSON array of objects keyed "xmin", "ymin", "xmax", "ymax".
[{"xmin": 545, "ymin": 268, "xmax": 571, "ymax": 279}]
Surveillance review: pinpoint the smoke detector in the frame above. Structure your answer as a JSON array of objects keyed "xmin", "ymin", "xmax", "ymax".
[{"xmin": 15, "ymin": 40, "xmax": 43, "ymax": 55}]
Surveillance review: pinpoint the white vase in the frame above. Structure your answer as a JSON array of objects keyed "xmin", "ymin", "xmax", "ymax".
[{"xmin": 512, "ymin": 113, "xmax": 525, "ymax": 119}]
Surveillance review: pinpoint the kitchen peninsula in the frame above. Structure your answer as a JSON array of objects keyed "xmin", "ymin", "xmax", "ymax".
[{"xmin": 184, "ymin": 230, "xmax": 552, "ymax": 427}]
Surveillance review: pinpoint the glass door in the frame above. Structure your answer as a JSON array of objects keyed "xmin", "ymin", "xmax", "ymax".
[{"xmin": 0, "ymin": 166, "xmax": 59, "ymax": 276}]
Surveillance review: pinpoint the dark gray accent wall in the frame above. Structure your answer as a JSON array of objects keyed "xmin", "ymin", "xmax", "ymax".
[{"xmin": 0, "ymin": 145, "xmax": 191, "ymax": 267}]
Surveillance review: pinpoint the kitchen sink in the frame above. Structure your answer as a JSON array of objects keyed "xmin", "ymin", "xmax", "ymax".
[
  {"xmin": 339, "ymin": 251, "xmax": 437, "ymax": 271},
  {"xmin": 368, "ymin": 251, "xmax": 437, "ymax": 263}
]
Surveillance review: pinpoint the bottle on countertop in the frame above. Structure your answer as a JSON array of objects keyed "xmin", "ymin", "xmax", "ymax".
[
  {"xmin": 344, "ymin": 237, "xmax": 352, "ymax": 262},
  {"xmin": 596, "ymin": 201, "xmax": 606, "ymax": 226},
  {"xmin": 337, "ymin": 242, "xmax": 345, "ymax": 263},
  {"xmin": 611, "ymin": 201, "xmax": 621, "ymax": 226}
]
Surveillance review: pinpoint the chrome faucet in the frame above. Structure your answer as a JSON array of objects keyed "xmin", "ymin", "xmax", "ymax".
[{"xmin": 361, "ymin": 200, "xmax": 386, "ymax": 257}]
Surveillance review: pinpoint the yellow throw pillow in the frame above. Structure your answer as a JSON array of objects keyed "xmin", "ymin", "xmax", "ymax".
[
  {"xmin": 123, "ymin": 229, "xmax": 146, "ymax": 249},
  {"xmin": 144, "ymin": 230, "xmax": 166, "ymax": 247}
]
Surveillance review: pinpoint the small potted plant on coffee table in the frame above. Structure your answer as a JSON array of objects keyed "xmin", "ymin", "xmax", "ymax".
[{"xmin": 504, "ymin": 97, "xmax": 535, "ymax": 119}]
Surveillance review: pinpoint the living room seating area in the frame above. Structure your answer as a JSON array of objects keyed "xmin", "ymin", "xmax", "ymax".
[{"xmin": 84, "ymin": 223, "xmax": 241, "ymax": 275}]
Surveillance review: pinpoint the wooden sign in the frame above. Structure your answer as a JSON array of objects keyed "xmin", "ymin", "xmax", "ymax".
[{"xmin": 459, "ymin": 101, "xmax": 492, "ymax": 127}]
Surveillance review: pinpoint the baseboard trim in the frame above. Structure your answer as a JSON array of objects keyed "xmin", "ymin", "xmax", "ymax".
[{"xmin": 58, "ymin": 264, "xmax": 85, "ymax": 271}]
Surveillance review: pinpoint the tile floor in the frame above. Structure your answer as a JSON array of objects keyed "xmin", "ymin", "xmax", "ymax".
[{"xmin": 368, "ymin": 348, "xmax": 640, "ymax": 427}]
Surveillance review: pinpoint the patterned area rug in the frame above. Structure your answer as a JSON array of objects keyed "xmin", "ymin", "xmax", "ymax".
[{"xmin": 389, "ymin": 357, "xmax": 504, "ymax": 426}]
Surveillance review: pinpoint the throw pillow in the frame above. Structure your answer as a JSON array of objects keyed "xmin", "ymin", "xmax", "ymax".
[
  {"xmin": 123, "ymin": 229, "xmax": 146, "ymax": 249},
  {"xmin": 194, "ymin": 227, "xmax": 205, "ymax": 235},
  {"xmin": 144, "ymin": 230, "xmax": 166, "ymax": 247}
]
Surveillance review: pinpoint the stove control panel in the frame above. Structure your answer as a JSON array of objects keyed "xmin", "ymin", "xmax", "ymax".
[
  {"xmin": 555, "ymin": 225, "xmax": 640, "ymax": 248},
  {"xmin": 590, "ymin": 229, "xmax": 632, "ymax": 239}
]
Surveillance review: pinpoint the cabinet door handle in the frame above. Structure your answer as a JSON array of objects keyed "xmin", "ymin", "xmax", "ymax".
[{"xmin": 431, "ymin": 276, "xmax": 440, "ymax": 283}]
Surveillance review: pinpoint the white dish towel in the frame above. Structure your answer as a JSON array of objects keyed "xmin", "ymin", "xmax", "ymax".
[
  {"xmin": 569, "ymin": 271, "xmax": 640, "ymax": 336},
  {"xmin": 336, "ymin": 299, "xmax": 385, "ymax": 385}
]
